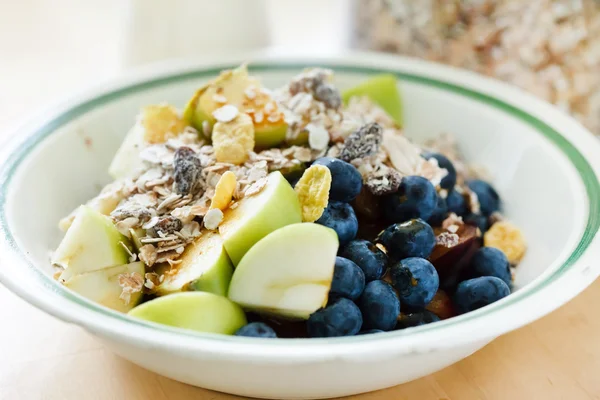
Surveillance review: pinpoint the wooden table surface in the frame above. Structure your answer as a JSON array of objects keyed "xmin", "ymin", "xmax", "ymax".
[
  {"xmin": 2, "ymin": 2, "xmax": 600, "ymax": 399},
  {"xmin": 2, "ymin": 280, "xmax": 600, "ymax": 400}
]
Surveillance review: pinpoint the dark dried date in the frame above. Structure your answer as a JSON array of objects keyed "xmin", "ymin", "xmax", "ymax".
[
  {"xmin": 339, "ymin": 122, "xmax": 383, "ymax": 162},
  {"xmin": 154, "ymin": 215, "xmax": 183, "ymax": 234},
  {"xmin": 314, "ymin": 83, "xmax": 342, "ymax": 109},
  {"xmin": 173, "ymin": 146, "xmax": 203, "ymax": 195}
]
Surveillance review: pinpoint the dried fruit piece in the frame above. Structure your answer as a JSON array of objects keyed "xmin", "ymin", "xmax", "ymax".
[
  {"xmin": 294, "ymin": 165, "xmax": 332, "ymax": 222},
  {"xmin": 365, "ymin": 166, "xmax": 401, "ymax": 196},
  {"xmin": 173, "ymin": 147, "xmax": 203, "ymax": 195},
  {"xmin": 340, "ymin": 122, "xmax": 383, "ymax": 162},
  {"xmin": 210, "ymin": 171, "xmax": 237, "ymax": 211},
  {"xmin": 484, "ymin": 221, "xmax": 527, "ymax": 265},
  {"xmin": 154, "ymin": 216, "xmax": 183, "ymax": 234},
  {"xmin": 212, "ymin": 113, "xmax": 255, "ymax": 165},
  {"xmin": 314, "ymin": 83, "xmax": 342, "ymax": 109}
]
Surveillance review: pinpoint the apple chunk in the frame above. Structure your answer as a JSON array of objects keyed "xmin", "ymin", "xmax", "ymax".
[
  {"xmin": 109, "ymin": 104, "xmax": 187, "ymax": 179},
  {"xmin": 228, "ymin": 223, "xmax": 338, "ymax": 320},
  {"xmin": 53, "ymin": 206, "xmax": 132, "ymax": 282},
  {"xmin": 64, "ymin": 262, "xmax": 145, "ymax": 313},
  {"xmin": 156, "ymin": 231, "xmax": 233, "ymax": 297},
  {"xmin": 219, "ymin": 171, "xmax": 302, "ymax": 265},
  {"xmin": 128, "ymin": 292, "xmax": 247, "ymax": 335},
  {"xmin": 182, "ymin": 64, "xmax": 288, "ymax": 148},
  {"xmin": 342, "ymin": 74, "xmax": 403, "ymax": 126}
]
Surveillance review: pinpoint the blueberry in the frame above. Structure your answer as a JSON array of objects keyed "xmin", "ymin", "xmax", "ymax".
[
  {"xmin": 467, "ymin": 180, "xmax": 501, "ymax": 216},
  {"xmin": 316, "ymin": 201, "xmax": 358, "ymax": 246},
  {"xmin": 307, "ymin": 298, "xmax": 363, "ymax": 337},
  {"xmin": 382, "ymin": 176, "xmax": 437, "ymax": 222},
  {"xmin": 339, "ymin": 239, "xmax": 388, "ymax": 281},
  {"xmin": 423, "ymin": 152, "xmax": 456, "ymax": 190},
  {"xmin": 330, "ymin": 257, "xmax": 366, "ymax": 300},
  {"xmin": 428, "ymin": 194, "xmax": 448, "ymax": 226},
  {"xmin": 454, "ymin": 276, "xmax": 510, "ymax": 313},
  {"xmin": 468, "ymin": 247, "xmax": 512, "ymax": 287},
  {"xmin": 376, "ymin": 219, "xmax": 436, "ymax": 260},
  {"xmin": 313, "ymin": 157, "xmax": 362, "ymax": 202},
  {"xmin": 235, "ymin": 322, "xmax": 277, "ymax": 338},
  {"xmin": 390, "ymin": 257, "xmax": 439, "ymax": 308},
  {"xmin": 358, "ymin": 329, "xmax": 384, "ymax": 335},
  {"xmin": 396, "ymin": 310, "xmax": 441, "ymax": 329},
  {"xmin": 357, "ymin": 280, "xmax": 401, "ymax": 331},
  {"xmin": 464, "ymin": 213, "xmax": 489, "ymax": 234},
  {"xmin": 446, "ymin": 190, "xmax": 468, "ymax": 216}
]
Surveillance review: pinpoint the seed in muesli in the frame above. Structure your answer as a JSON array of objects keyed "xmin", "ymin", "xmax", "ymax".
[{"xmin": 173, "ymin": 146, "xmax": 203, "ymax": 195}]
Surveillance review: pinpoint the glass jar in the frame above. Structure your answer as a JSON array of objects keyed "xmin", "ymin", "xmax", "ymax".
[{"xmin": 353, "ymin": 0, "xmax": 600, "ymax": 134}]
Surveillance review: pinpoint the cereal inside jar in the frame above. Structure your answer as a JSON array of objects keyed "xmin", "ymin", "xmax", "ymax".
[{"xmin": 353, "ymin": 0, "xmax": 600, "ymax": 134}]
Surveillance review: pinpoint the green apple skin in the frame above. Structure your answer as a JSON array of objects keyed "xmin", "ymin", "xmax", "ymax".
[
  {"xmin": 219, "ymin": 171, "xmax": 302, "ymax": 266},
  {"xmin": 128, "ymin": 292, "xmax": 247, "ymax": 335},
  {"xmin": 156, "ymin": 231, "xmax": 233, "ymax": 297},
  {"xmin": 108, "ymin": 123, "xmax": 146, "ymax": 179},
  {"xmin": 254, "ymin": 124, "xmax": 288, "ymax": 150},
  {"xmin": 342, "ymin": 74, "xmax": 403, "ymax": 126},
  {"xmin": 53, "ymin": 206, "xmax": 132, "ymax": 281},
  {"xmin": 64, "ymin": 262, "xmax": 145, "ymax": 313},
  {"xmin": 129, "ymin": 228, "xmax": 145, "ymax": 252},
  {"xmin": 228, "ymin": 223, "xmax": 338, "ymax": 320}
]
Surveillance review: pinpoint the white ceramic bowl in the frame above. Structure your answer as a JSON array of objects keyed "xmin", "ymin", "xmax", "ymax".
[{"xmin": 1, "ymin": 52, "xmax": 600, "ymax": 399}]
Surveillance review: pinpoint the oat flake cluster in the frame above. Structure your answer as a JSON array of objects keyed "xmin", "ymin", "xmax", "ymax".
[{"xmin": 355, "ymin": 0, "xmax": 600, "ymax": 134}]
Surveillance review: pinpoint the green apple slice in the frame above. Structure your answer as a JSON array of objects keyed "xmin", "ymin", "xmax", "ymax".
[
  {"xmin": 219, "ymin": 171, "xmax": 302, "ymax": 265},
  {"xmin": 108, "ymin": 121, "xmax": 146, "ymax": 179},
  {"xmin": 129, "ymin": 228, "xmax": 145, "ymax": 252},
  {"xmin": 156, "ymin": 231, "xmax": 233, "ymax": 296},
  {"xmin": 342, "ymin": 74, "xmax": 403, "ymax": 126},
  {"xmin": 63, "ymin": 262, "xmax": 145, "ymax": 313},
  {"xmin": 228, "ymin": 223, "xmax": 338, "ymax": 320},
  {"xmin": 53, "ymin": 205, "xmax": 132, "ymax": 281},
  {"xmin": 182, "ymin": 64, "xmax": 288, "ymax": 147},
  {"xmin": 128, "ymin": 292, "xmax": 247, "ymax": 334},
  {"xmin": 109, "ymin": 105, "xmax": 187, "ymax": 179}
]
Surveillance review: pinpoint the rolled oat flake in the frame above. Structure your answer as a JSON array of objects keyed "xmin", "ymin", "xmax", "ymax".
[{"xmin": 307, "ymin": 123, "xmax": 330, "ymax": 151}]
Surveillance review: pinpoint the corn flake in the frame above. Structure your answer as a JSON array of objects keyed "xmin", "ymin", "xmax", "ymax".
[
  {"xmin": 484, "ymin": 220, "xmax": 527, "ymax": 265},
  {"xmin": 212, "ymin": 113, "xmax": 255, "ymax": 164},
  {"xmin": 295, "ymin": 165, "xmax": 332, "ymax": 222}
]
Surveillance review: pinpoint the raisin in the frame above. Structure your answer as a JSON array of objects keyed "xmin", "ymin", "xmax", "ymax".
[
  {"xmin": 365, "ymin": 167, "xmax": 402, "ymax": 196},
  {"xmin": 154, "ymin": 215, "xmax": 183, "ymax": 234},
  {"xmin": 111, "ymin": 206, "xmax": 152, "ymax": 223},
  {"xmin": 173, "ymin": 146, "xmax": 203, "ymax": 195},
  {"xmin": 339, "ymin": 122, "xmax": 383, "ymax": 162},
  {"xmin": 314, "ymin": 83, "xmax": 341, "ymax": 109}
]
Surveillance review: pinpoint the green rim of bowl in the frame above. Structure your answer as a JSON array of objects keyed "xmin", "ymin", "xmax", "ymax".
[{"xmin": 0, "ymin": 62, "xmax": 598, "ymax": 343}]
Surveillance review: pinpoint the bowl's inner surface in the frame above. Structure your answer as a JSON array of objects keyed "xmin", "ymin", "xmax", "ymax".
[{"xmin": 5, "ymin": 66, "xmax": 587, "ymax": 296}]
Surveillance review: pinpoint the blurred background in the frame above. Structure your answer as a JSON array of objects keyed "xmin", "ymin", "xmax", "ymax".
[{"xmin": 2, "ymin": 0, "xmax": 599, "ymax": 133}]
